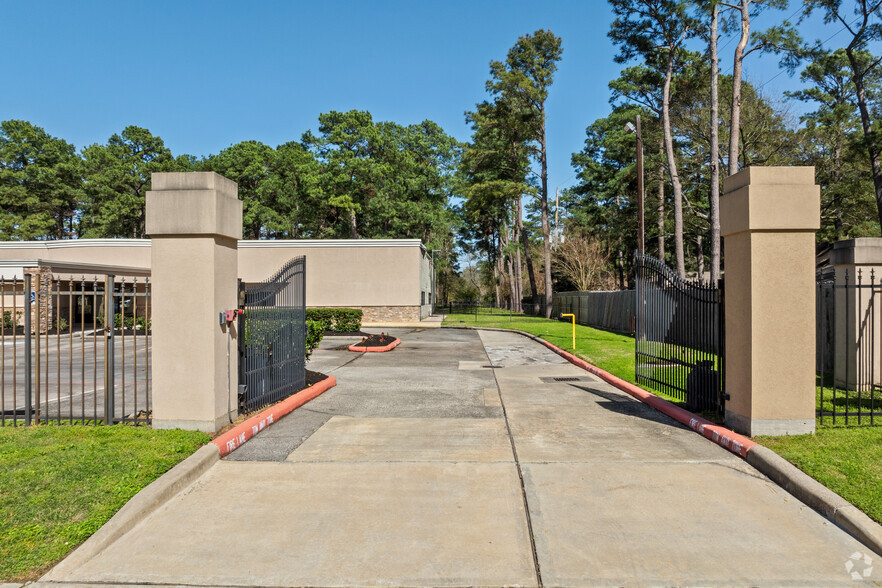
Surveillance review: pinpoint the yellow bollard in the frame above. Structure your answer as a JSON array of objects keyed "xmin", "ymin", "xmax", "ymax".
[{"xmin": 561, "ymin": 313, "xmax": 575, "ymax": 350}]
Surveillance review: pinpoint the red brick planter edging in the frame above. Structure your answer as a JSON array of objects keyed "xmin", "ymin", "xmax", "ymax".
[
  {"xmin": 213, "ymin": 375, "xmax": 337, "ymax": 457},
  {"xmin": 348, "ymin": 338, "xmax": 401, "ymax": 353}
]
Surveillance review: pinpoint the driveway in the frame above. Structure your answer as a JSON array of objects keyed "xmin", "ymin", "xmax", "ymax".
[{"xmin": 37, "ymin": 327, "xmax": 877, "ymax": 586}]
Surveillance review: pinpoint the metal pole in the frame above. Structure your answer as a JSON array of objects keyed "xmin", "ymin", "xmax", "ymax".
[
  {"xmin": 636, "ymin": 115, "xmax": 645, "ymax": 255},
  {"xmin": 104, "ymin": 275, "xmax": 115, "ymax": 425},
  {"xmin": 24, "ymin": 274, "xmax": 32, "ymax": 426}
]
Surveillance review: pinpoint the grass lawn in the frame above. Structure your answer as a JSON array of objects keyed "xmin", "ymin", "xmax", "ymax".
[
  {"xmin": 444, "ymin": 309, "xmax": 882, "ymax": 524},
  {"xmin": 0, "ymin": 424, "xmax": 210, "ymax": 581},
  {"xmin": 755, "ymin": 427, "xmax": 882, "ymax": 524}
]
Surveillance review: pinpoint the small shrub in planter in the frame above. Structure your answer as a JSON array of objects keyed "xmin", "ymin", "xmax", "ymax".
[{"xmin": 305, "ymin": 319, "xmax": 327, "ymax": 360}]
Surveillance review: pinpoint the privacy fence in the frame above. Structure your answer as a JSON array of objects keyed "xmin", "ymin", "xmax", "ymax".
[
  {"xmin": 552, "ymin": 290, "xmax": 634, "ymax": 333},
  {"xmin": 1, "ymin": 262, "xmax": 152, "ymax": 426}
]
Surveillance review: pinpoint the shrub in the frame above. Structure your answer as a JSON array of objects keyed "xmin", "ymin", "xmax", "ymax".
[
  {"xmin": 2, "ymin": 310, "xmax": 21, "ymax": 330},
  {"xmin": 305, "ymin": 308, "xmax": 362, "ymax": 333},
  {"xmin": 55, "ymin": 317, "xmax": 68, "ymax": 332},
  {"xmin": 305, "ymin": 319, "xmax": 326, "ymax": 361}
]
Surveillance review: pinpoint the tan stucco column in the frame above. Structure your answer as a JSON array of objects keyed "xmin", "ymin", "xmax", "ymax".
[
  {"xmin": 720, "ymin": 167, "xmax": 820, "ymax": 436},
  {"xmin": 830, "ymin": 238, "xmax": 882, "ymax": 390},
  {"xmin": 146, "ymin": 172, "xmax": 243, "ymax": 432}
]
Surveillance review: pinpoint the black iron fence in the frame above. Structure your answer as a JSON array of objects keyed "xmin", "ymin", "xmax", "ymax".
[
  {"xmin": 238, "ymin": 257, "xmax": 306, "ymax": 413},
  {"xmin": 816, "ymin": 269, "xmax": 882, "ymax": 425},
  {"xmin": 1, "ymin": 264, "xmax": 151, "ymax": 426},
  {"xmin": 635, "ymin": 254, "xmax": 724, "ymax": 415}
]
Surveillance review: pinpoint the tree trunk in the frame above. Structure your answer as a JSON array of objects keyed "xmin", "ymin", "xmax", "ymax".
[
  {"xmin": 845, "ymin": 46, "xmax": 882, "ymax": 234},
  {"xmin": 662, "ymin": 53, "xmax": 686, "ymax": 278},
  {"xmin": 709, "ymin": 3, "xmax": 722, "ymax": 284},
  {"xmin": 349, "ymin": 209, "xmax": 359, "ymax": 239},
  {"xmin": 514, "ymin": 246, "xmax": 523, "ymax": 312},
  {"xmin": 728, "ymin": 0, "xmax": 750, "ymax": 176},
  {"xmin": 494, "ymin": 236, "xmax": 503, "ymax": 307},
  {"xmin": 697, "ymin": 235, "xmax": 704, "ymax": 281},
  {"xmin": 518, "ymin": 198, "xmax": 539, "ymax": 300},
  {"xmin": 540, "ymin": 115, "xmax": 554, "ymax": 318},
  {"xmin": 658, "ymin": 142, "xmax": 665, "ymax": 262}
]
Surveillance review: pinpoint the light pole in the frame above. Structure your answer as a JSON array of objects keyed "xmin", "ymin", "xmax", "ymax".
[
  {"xmin": 625, "ymin": 116, "xmax": 645, "ymax": 255},
  {"xmin": 430, "ymin": 249, "xmax": 441, "ymax": 314}
]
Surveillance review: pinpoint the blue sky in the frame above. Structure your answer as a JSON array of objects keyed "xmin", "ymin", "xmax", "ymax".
[{"xmin": 0, "ymin": 1, "xmax": 863, "ymax": 193}]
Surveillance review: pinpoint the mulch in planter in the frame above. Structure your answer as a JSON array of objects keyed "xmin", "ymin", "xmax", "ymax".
[
  {"xmin": 348, "ymin": 332, "xmax": 400, "ymax": 352},
  {"xmin": 354, "ymin": 333, "xmax": 396, "ymax": 348}
]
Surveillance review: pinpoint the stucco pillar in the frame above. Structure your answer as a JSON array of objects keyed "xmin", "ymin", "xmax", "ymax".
[
  {"xmin": 829, "ymin": 238, "xmax": 882, "ymax": 390},
  {"xmin": 146, "ymin": 172, "xmax": 243, "ymax": 432},
  {"xmin": 720, "ymin": 167, "xmax": 820, "ymax": 436}
]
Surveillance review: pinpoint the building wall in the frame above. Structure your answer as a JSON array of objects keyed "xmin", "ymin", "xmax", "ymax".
[
  {"xmin": 0, "ymin": 239, "xmax": 428, "ymax": 320},
  {"xmin": 419, "ymin": 250, "xmax": 433, "ymax": 320}
]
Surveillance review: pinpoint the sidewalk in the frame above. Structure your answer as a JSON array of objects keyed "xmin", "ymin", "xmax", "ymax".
[{"xmin": 36, "ymin": 328, "xmax": 877, "ymax": 586}]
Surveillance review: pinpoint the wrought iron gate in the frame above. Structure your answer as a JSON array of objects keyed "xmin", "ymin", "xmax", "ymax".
[
  {"xmin": 1, "ymin": 264, "xmax": 151, "ymax": 426},
  {"xmin": 238, "ymin": 257, "xmax": 306, "ymax": 413},
  {"xmin": 635, "ymin": 254, "xmax": 725, "ymax": 415}
]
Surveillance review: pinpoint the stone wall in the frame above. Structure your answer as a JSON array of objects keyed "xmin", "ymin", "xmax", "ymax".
[{"xmin": 351, "ymin": 306, "xmax": 421, "ymax": 323}]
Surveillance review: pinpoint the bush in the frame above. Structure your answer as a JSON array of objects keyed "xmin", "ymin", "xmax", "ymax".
[
  {"xmin": 55, "ymin": 317, "xmax": 68, "ymax": 332},
  {"xmin": 305, "ymin": 319, "xmax": 326, "ymax": 361},
  {"xmin": 305, "ymin": 308, "xmax": 362, "ymax": 333},
  {"xmin": 2, "ymin": 310, "xmax": 21, "ymax": 330}
]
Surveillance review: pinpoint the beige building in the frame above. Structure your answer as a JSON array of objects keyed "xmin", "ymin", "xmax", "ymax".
[{"xmin": 0, "ymin": 238, "xmax": 435, "ymax": 323}]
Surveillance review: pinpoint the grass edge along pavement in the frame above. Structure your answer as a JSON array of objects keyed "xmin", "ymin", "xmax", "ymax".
[
  {"xmin": 0, "ymin": 424, "xmax": 210, "ymax": 582},
  {"xmin": 442, "ymin": 310, "xmax": 882, "ymax": 529},
  {"xmin": 3, "ymin": 374, "xmax": 338, "ymax": 583}
]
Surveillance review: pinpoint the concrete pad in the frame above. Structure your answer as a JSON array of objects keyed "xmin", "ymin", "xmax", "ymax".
[
  {"xmin": 478, "ymin": 329, "xmax": 569, "ymax": 366},
  {"xmin": 287, "ymin": 417, "xmax": 514, "ymax": 463},
  {"xmin": 507, "ymin": 404, "xmax": 734, "ymax": 463},
  {"xmin": 64, "ymin": 461, "xmax": 537, "ymax": 588},
  {"xmin": 523, "ymin": 462, "xmax": 872, "ymax": 586},
  {"xmin": 484, "ymin": 387, "xmax": 501, "ymax": 407},
  {"xmin": 459, "ymin": 360, "xmax": 492, "ymax": 370}
]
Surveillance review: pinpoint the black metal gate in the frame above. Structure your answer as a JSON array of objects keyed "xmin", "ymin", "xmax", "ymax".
[
  {"xmin": 238, "ymin": 257, "xmax": 306, "ymax": 413},
  {"xmin": 635, "ymin": 254, "xmax": 725, "ymax": 415}
]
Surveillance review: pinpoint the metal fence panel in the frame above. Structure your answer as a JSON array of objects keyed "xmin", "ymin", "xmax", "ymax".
[
  {"xmin": 238, "ymin": 257, "xmax": 306, "ymax": 413},
  {"xmin": 1, "ymin": 271, "xmax": 151, "ymax": 426},
  {"xmin": 817, "ymin": 270, "xmax": 882, "ymax": 425}
]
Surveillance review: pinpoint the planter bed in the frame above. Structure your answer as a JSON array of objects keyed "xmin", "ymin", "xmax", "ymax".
[{"xmin": 348, "ymin": 333, "xmax": 400, "ymax": 352}]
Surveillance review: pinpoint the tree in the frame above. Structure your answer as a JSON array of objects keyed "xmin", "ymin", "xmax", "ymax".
[
  {"xmin": 487, "ymin": 29, "xmax": 563, "ymax": 317},
  {"xmin": 804, "ymin": 0, "xmax": 882, "ymax": 233},
  {"xmin": 82, "ymin": 126, "xmax": 176, "ymax": 238},
  {"xmin": 552, "ymin": 231, "xmax": 614, "ymax": 291},
  {"xmin": 206, "ymin": 140, "xmax": 278, "ymax": 240},
  {"xmin": 609, "ymin": 0, "xmax": 700, "ymax": 278},
  {"xmin": 721, "ymin": 0, "xmax": 801, "ymax": 174},
  {"xmin": 0, "ymin": 120, "xmax": 83, "ymax": 240},
  {"xmin": 304, "ymin": 110, "xmax": 461, "ymax": 246},
  {"xmin": 789, "ymin": 48, "xmax": 881, "ymax": 239},
  {"xmin": 462, "ymin": 97, "xmax": 538, "ymax": 310}
]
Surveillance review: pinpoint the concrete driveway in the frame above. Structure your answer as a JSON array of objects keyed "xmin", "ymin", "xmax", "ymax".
[{"xmin": 37, "ymin": 327, "xmax": 878, "ymax": 586}]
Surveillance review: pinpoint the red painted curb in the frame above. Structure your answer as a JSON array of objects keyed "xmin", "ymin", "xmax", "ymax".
[
  {"xmin": 348, "ymin": 337, "xmax": 401, "ymax": 353},
  {"xmin": 532, "ymin": 338, "xmax": 756, "ymax": 458},
  {"xmin": 212, "ymin": 375, "xmax": 337, "ymax": 457}
]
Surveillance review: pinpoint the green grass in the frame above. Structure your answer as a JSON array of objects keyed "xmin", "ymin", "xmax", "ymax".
[
  {"xmin": 755, "ymin": 427, "xmax": 882, "ymax": 524},
  {"xmin": 0, "ymin": 424, "xmax": 210, "ymax": 581}
]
